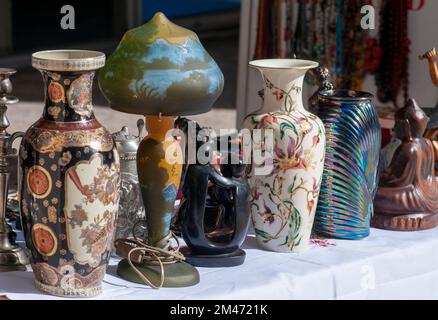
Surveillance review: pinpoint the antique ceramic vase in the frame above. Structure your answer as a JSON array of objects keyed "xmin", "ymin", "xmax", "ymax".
[
  {"xmin": 98, "ymin": 12, "xmax": 223, "ymax": 287},
  {"xmin": 244, "ymin": 59, "xmax": 325, "ymax": 253},
  {"xmin": 314, "ymin": 90, "xmax": 381, "ymax": 239},
  {"xmin": 20, "ymin": 50, "xmax": 120, "ymax": 297}
]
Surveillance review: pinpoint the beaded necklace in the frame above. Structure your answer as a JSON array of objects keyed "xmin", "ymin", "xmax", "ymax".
[
  {"xmin": 375, "ymin": 0, "xmax": 409, "ymax": 108},
  {"xmin": 253, "ymin": 0, "xmax": 370, "ymax": 90}
]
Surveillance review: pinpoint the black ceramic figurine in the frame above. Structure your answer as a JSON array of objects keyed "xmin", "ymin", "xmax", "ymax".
[{"xmin": 178, "ymin": 137, "xmax": 251, "ymax": 267}]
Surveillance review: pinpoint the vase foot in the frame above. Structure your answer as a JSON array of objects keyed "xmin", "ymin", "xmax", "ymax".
[
  {"xmin": 35, "ymin": 280, "xmax": 102, "ymax": 298},
  {"xmin": 117, "ymin": 258, "xmax": 200, "ymax": 288},
  {"xmin": 0, "ymin": 245, "xmax": 29, "ymax": 272},
  {"xmin": 182, "ymin": 248, "xmax": 246, "ymax": 268},
  {"xmin": 372, "ymin": 212, "xmax": 438, "ymax": 231}
]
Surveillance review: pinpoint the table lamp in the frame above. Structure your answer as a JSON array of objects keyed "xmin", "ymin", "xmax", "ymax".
[{"xmin": 99, "ymin": 12, "xmax": 224, "ymax": 287}]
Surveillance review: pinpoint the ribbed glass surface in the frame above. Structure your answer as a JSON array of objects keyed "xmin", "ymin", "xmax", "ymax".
[{"xmin": 314, "ymin": 91, "xmax": 381, "ymax": 239}]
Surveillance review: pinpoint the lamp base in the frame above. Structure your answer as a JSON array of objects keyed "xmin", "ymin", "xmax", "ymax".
[
  {"xmin": 0, "ymin": 245, "xmax": 29, "ymax": 272},
  {"xmin": 183, "ymin": 248, "xmax": 246, "ymax": 268},
  {"xmin": 117, "ymin": 258, "xmax": 200, "ymax": 288}
]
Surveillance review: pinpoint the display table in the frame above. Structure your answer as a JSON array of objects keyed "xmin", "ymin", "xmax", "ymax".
[{"xmin": 1, "ymin": 227, "xmax": 438, "ymax": 300}]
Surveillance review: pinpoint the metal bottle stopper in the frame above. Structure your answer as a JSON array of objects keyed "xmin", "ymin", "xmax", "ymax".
[
  {"xmin": 112, "ymin": 119, "xmax": 146, "ymax": 242},
  {"xmin": 0, "ymin": 68, "xmax": 29, "ymax": 271}
]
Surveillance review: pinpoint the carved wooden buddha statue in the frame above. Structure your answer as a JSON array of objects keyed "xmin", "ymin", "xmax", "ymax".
[{"xmin": 372, "ymin": 98, "xmax": 438, "ymax": 231}]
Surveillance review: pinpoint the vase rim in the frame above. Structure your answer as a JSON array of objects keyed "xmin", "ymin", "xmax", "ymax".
[
  {"xmin": 319, "ymin": 89, "xmax": 374, "ymax": 101},
  {"xmin": 32, "ymin": 50, "xmax": 105, "ymax": 72},
  {"xmin": 249, "ymin": 59, "xmax": 318, "ymax": 70}
]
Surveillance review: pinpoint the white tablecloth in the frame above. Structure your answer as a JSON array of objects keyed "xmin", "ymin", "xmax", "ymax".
[{"xmin": 1, "ymin": 228, "xmax": 438, "ymax": 300}]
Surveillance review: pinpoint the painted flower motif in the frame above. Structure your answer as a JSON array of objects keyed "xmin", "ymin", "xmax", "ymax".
[
  {"xmin": 257, "ymin": 114, "xmax": 278, "ymax": 128},
  {"xmin": 48, "ymin": 81, "xmax": 65, "ymax": 103},
  {"xmin": 51, "ymin": 197, "xmax": 59, "ymax": 205},
  {"xmin": 58, "ymin": 151, "xmax": 72, "ymax": 166},
  {"xmin": 67, "ymin": 73, "xmax": 93, "ymax": 117},
  {"xmin": 63, "ymin": 78, "xmax": 71, "ymax": 86},
  {"xmin": 270, "ymin": 139, "xmax": 305, "ymax": 175},
  {"xmin": 312, "ymin": 135, "xmax": 320, "ymax": 146},
  {"xmin": 91, "ymin": 239, "xmax": 106, "ymax": 261},
  {"xmin": 300, "ymin": 120, "xmax": 312, "ymax": 134},
  {"xmin": 84, "ymin": 146, "xmax": 90, "ymax": 154},
  {"xmin": 59, "ymin": 233, "xmax": 66, "ymax": 241},
  {"xmin": 69, "ymin": 204, "xmax": 88, "ymax": 228},
  {"xmin": 32, "ymin": 202, "xmax": 39, "ymax": 210},
  {"xmin": 58, "ymin": 217, "xmax": 65, "ymax": 223},
  {"xmin": 263, "ymin": 213, "xmax": 275, "ymax": 224},
  {"xmin": 48, "ymin": 72, "xmax": 61, "ymax": 81},
  {"xmin": 261, "ymin": 201, "xmax": 275, "ymax": 224},
  {"xmin": 80, "ymin": 226, "xmax": 99, "ymax": 249},
  {"xmin": 38, "ymin": 158, "xmax": 45, "ymax": 166},
  {"xmin": 48, "ymin": 206, "xmax": 57, "ymax": 223},
  {"xmin": 296, "ymin": 117, "xmax": 306, "ymax": 125},
  {"xmin": 43, "ymin": 200, "xmax": 49, "ymax": 207},
  {"xmin": 307, "ymin": 199, "xmax": 315, "ymax": 214},
  {"xmin": 249, "ymin": 186, "xmax": 262, "ymax": 202},
  {"xmin": 49, "ymin": 152, "xmax": 56, "ymax": 159},
  {"xmin": 51, "ymin": 164, "xmax": 57, "ymax": 172},
  {"xmin": 59, "ymin": 264, "xmax": 75, "ymax": 276},
  {"xmin": 48, "ymin": 106, "xmax": 62, "ymax": 119},
  {"xmin": 273, "ymin": 90, "xmax": 284, "ymax": 101},
  {"xmin": 105, "ymin": 218, "xmax": 114, "ymax": 234},
  {"xmin": 312, "ymin": 177, "xmax": 319, "ymax": 191},
  {"xmin": 33, "ymin": 226, "xmax": 57, "ymax": 257},
  {"xmin": 35, "ymin": 264, "xmax": 58, "ymax": 286},
  {"xmin": 60, "ymin": 249, "xmax": 67, "ymax": 256},
  {"xmin": 302, "ymin": 149, "xmax": 316, "ymax": 169},
  {"xmin": 75, "ymin": 151, "xmax": 81, "ymax": 158},
  {"xmin": 42, "ymin": 217, "xmax": 48, "ymax": 224},
  {"xmin": 56, "ymin": 180, "xmax": 62, "ymax": 188}
]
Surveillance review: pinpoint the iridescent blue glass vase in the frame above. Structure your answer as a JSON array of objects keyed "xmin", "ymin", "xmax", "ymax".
[{"xmin": 314, "ymin": 90, "xmax": 381, "ymax": 239}]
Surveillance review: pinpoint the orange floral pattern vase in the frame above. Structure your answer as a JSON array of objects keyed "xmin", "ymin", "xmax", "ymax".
[
  {"xmin": 244, "ymin": 59, "xmax": 325, "ymax": 253},
  {"xmin": 19, "ymin": 50, "xmax": 120, "ymax": 297}
]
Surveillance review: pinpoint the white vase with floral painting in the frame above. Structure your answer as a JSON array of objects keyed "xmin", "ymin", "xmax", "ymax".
[{"xmin": 243, "ymin": 59, "xmax": 325, "ymax": 253}]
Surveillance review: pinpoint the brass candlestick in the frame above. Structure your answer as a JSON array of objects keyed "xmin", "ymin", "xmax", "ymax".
[{"xmin": 0, "ymin": 68, "xmax": 29, "ymax": 271}]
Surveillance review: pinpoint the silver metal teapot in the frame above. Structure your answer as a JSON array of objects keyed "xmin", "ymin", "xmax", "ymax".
[{"xmin": 112, "ymin": 120, "xmax": 146, "ymax": 241}]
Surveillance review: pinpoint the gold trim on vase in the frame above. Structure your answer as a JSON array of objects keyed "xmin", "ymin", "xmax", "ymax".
[{"xmin": 26, "ymin": 127, "xmax": 114, "ymax": 153}]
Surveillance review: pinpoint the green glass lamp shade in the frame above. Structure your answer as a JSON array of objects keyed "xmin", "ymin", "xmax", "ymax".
[{"xmin": 98, "ymin": 12, "xmax": 224, "ymax": 116}]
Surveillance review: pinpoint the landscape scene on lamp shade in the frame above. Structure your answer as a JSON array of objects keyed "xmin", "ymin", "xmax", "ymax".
[{"xmin": 99, "ymin": 27, "xmax": 224, "ymax": 116}]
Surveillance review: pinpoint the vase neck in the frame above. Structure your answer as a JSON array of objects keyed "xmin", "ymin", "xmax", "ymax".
[
  {"xmin": 258, "ymin": 68, "xmax": 307, "ymax": 114},
  {"xmin": 40, "ymin": 70, "xmax": 96, "ymax": 122}
]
